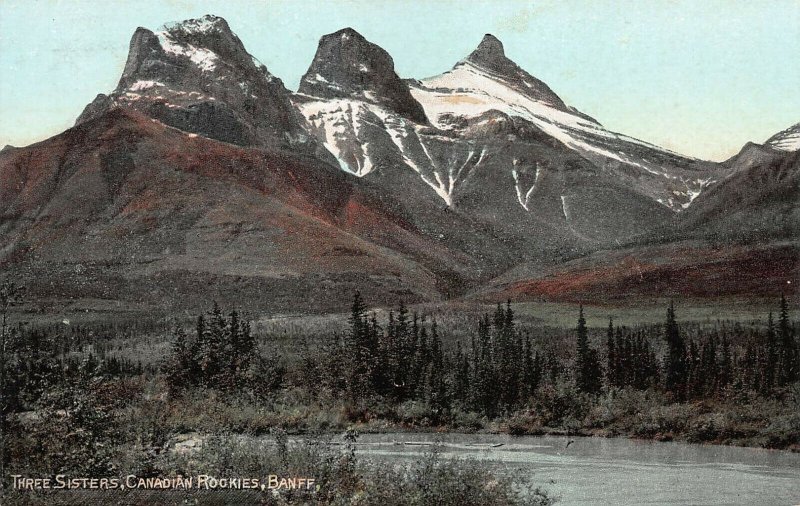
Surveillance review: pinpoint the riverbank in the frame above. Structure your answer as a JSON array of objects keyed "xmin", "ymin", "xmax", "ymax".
[
  {"xmin": 105, "ymin": 381, "xmax": 800, "ymax": 452},
  {"xmin": 5, "ymin": 375, "xmax": 798, "ymax": 505},
  {"xmin": 345, "ymin": 433, "xmax": 800, "ymax": 506}
]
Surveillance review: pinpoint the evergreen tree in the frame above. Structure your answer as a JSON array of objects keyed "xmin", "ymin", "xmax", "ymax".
[
  {"xmin": 164, "ymin": 327, "xmax": 193, "ymax": 393},
  {"xmin": 201, "ymin": 302, "xmax": 226, "ymax": 385},
  {"xmin": 163, "ymin": 303, "xmax": 263, "ymax": 393},
  {"xmin": 663, "ymin": 301, "xmax": 687, "ymax": 400},
  {"xmin": 424, "ymin": 319, "xmax": 448, "ymax": 413},
  {"xmin": 606, "ymin": 318, "xmax": 616, "ymax": 388},
  {"xmin": 393, "ymin": 301, "xmax": 410, "ymax": 399},
  {"xmin": 718, "ymin": 337, "xmax": 732, "ymax": 396},
  {"xmin": 451, "ymin": 341, "xmax": 470, "ymax": 405},
  {"xmin": 521, "ymin": 335, "xmax": 541, "ymax": 399},
  {"xmin": 345, "ymin": 291, "xmax": 372, "ymax": 400},
  {"xmin": 686, "ymin": 339, "xmax": 700, "ymax": 398},
  {"xmin": 575, "ymin": 306, "xmax": 601, "ymax": 394},
  {"xmin": 413, "ymin": 319, "xmax": 428, "ymax": 396},
  {"xmin": 236, "ymin": 317, "xmax": 256, "ymax": 384},
  {"xmin": 777, "ymin": 295, "xmax": 798, "ymax": 386},
  {"xmin": 0, "ymin": 278, "xmax": 25, "ymax": 490},
  {"xmin": 762, "ymin": 312, "xmax": 777, "ymax": 391}
]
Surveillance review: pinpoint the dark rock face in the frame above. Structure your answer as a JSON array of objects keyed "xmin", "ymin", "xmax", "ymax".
[
  {"xmin": 116, "ymin": 27, "xmax": 167, "ymax": 90},
  {"xmin": 676, "ymin": 148, "xmax": 799, "ymax": 242},
  {"xmin": 76, "ymin": 15, "xmax": 312, "ymax": 150},
  {"xmin": 463, "ymin": 34, "xmax": 568, "ymax": 111},
  {"xmin": 298, "ymin": 28, "xmax": 427, "ymax": 123}
]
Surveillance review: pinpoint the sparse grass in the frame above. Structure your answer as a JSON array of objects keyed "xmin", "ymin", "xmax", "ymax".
[{"xmin": 510, "ymin": 298, "xmax": 781, "ymax": 328}]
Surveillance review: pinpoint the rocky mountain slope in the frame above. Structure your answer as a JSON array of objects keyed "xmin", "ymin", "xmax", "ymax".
[
  {"xmin": 294, "ymin": 30, "xmax": 726, "ymax": 249},
  {"xmin": 76, "ymin": 15, "xmax": 319, "ymax": 155},
  {"xmin": 0, "ymin": 108, "xmax": 475, "ymax": 312},
  {"xmin": 472, "ymin": 127, "xmax": 799, "ymax": 303},
  {"xmin": 410, "ymin": 35, "xmax": 720, "ymax": 210},
  {"xmin": 673, "ymin": 130, "xmax": 799, "ymax": 242},
  {"xmin": 1, "ymin": 15, "xmax": 795, "ymax": 312}
]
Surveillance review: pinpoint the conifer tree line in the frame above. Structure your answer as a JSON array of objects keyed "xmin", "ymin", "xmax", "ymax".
[
  {"xmin": 324, "ymin": 292, "xmax": 453, "ymax": 411},
  {"xmin": 653, "ymin": 295, "xmax": 799, "ymax": 401},
  {"xmin": 570, "ymin": 296, "xmax": 798, "ymax": 401},
  {"xmin": 164, "ymin": 302, "xmax": 278, "ymax": 393},
  {"xmin": 315, "ymin": 293, "xmax": 798, "ymax": 416},
  {"xmin": 310, "ymin": 294, "xmax": 547, "ymax": 418},
  {"xmin": 159, "ymin": 293, "xmax": 797, "ymax": 416},
  {"xmin": 604, "ymin": 318, "xmax": 660, "ymax": 391}
]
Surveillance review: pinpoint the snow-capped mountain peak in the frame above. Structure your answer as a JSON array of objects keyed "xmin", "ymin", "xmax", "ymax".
[
  {"xmin": 152, "ymin": 14, "xmax": 271, "ymax": 78},
  {"xmin": 75, "ymin": 15, "xmax": 722, "ymax": 228},
  {"xmin": 404, "ymin": 36, "xmax": 719, "ymax": 212},
  {"xmin": 298, "ymin": 28, "xmax": 427, "ymax": 123},
  {"xmin": 293, "ymin": 28, "xmax": 720, "ymax": 215},
  {"xmin": 765, "ymin": 123, "xmax": 800, "ymax": 152},
  {"xmin": 161, "ymin": 13, "xmax": 229, "ymax": 35},
  {"xmin": 76, "ymin": 15, "xmax": 312, "ymax": 150},
  {"xmin": 459, "ymin": 34, "xmax": 568, "ymax": 111}
]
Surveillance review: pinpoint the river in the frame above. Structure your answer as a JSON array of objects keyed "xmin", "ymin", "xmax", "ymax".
[{"xmin": 350, "ymin": 433, "xmax": 800, "ymax": 505}]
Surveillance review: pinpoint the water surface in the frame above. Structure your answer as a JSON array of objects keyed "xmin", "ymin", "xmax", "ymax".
[{"xmin": 351, "ymin": 433, "xmax": 800, "ymax": 505}]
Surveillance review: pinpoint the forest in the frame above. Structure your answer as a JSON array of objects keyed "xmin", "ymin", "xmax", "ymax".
[{"xmin": 1, "ymin": 278, "xmax": 798, "ymax": 503}]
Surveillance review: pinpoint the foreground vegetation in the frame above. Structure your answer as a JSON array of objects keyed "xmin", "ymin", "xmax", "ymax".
[
  {"xmin": 1, "ymin": 276, "xmax": 798, "ymax": 502},
  {"xmin": 4, "ymin": 425, "xmax": 553, "ymax": 505},
  {"xmin": 158, "ymin": 292, "xmax": 798, "ymax": 448}
]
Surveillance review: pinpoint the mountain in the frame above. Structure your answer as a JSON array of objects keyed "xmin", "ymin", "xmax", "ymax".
[
  {"xmin": 298, "ymin": 28, "xmax": 427, "ymax": 123},
  {"xmin": 765, "ymin": 122, "xmax": 800, "ymax": 152},
  {"xmin": 408, "ymin": 34, "xmax": 721, "ymax": 212},
  {"xmin": 76, "ymin": 15, "xmax": 317, "ymax": 153},
  {"xmin": 673, "ymin": 129, "xmax": 800, "ymax": 242},
  {"xmin": 0, "ymin": 108, "xmax": 481, "ymax": 313},
  {"xmin": 1, "ymin": 15, "xmax": 793, "ymax": 313},
  {"xmin": 294, "ymin": 30, "xmax": 725, "ymax": 250},
  {"xmin": 472, "ymin": 127, "xmax": 800, "ymax": 304},
  {"xmin": 470, "ymin": 240, "xmax": 798, "ymax": 304},
  {"xmin": 459, "ymin": 34, "xmax": 569, "ymax": 111}
]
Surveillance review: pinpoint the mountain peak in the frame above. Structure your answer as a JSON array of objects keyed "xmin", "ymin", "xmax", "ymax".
[
  {"xmin": 76, "ymin": 15, "xmax": 313, "ymax": 151},
  {"xmin": 330, "ymin": 27, "xmax": 367, "ymax": 41},
  {"xmin": 154, "ymin": 14, "xmax": 254, "ymax": 68},
  {"xmin": 456, "ymin": 34, "xmax": 568, "ymax": 111},
  {"xmin": 298, "ymin": 28, "xmax": 427, "ymax": 123},
  {"xmin": 161, "ymin": 14, "xmax": 230, "ymax": 34},
  {"xmin": 465, "ymin": 34, "xmax": 510, "ymax": 71},
  {"xmin": 470, "ymin": 34, "xmax": 505, "ymax": 60}
]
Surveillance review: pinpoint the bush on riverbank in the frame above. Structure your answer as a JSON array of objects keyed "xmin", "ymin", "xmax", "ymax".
[{"xmin": 6, "ymin": 423, "xmax": 555, "ymax": 506}]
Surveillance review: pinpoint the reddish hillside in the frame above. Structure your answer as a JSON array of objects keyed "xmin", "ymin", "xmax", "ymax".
[
  {"xmin": 0, "ymin": 109, "xmax": 470, "ymax": 313},
  {"xmin": 474, "ymin": 242, "xmax": 798, "ymax": 304}
]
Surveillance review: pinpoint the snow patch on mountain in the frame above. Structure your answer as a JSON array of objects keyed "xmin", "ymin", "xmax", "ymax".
[
  {"xmin": 129, "ymin": 80, "xmax": 165, "ymax": 91},
  {"xmin": 407, "ymin": 60, "xmax": 718, "ymax": 211},
  {"xmin": 163, "ymin": 15, "xmax": 224, "ymax": 35},
  {"xmin": 680, "ymin": 177, "xmax": 715, "ymax": 209},
  {"xmin": 766, "ymin": 123, "xmax": 800, "ymax": 151},
  {"xmin": 297, "ymin": 95, "xmax": 493, "ymax": 206},
  {"xmin": 512, "ymin": 159, "xmax": 540, "ymax": 211},
  {"xmin": 156, "ymin": 32, "xmax": 219, "ymax": 72},
  {"xmin": 299, "ymin": 99, "xmax": 371, "ymax": 176},
  {"xmin": 412, "ymin": 62, "xmax": 687, "ymax": 168}
]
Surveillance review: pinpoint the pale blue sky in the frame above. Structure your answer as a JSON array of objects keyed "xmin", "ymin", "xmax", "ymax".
[{"xmin": 1, "ymin": 0, "xmax": 798, "ymax": 160}]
